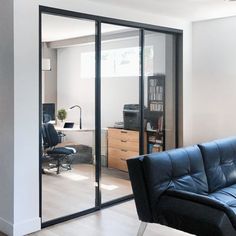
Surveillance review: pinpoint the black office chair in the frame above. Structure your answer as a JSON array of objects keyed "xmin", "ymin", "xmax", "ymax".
[{"xmin": 42, "ymin": 123, "xmax": 76, "ymax": 174}]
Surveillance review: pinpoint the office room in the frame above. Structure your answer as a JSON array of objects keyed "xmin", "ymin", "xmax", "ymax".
[{"xmin": 4, "ymin": 1, "xmax": 236, "ymax": 236}]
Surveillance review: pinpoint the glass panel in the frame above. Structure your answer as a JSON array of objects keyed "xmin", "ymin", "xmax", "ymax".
[
  {"xmin": 100, "ymin": 23, "xmax": 140, "ymax": 202},
  {"xmin": 41, "ymin": 14, "xmax": 96, "ymax": 222},
  {"xmin": 144, "ymin": 31, "xmax": 176, "ymax": 153}
]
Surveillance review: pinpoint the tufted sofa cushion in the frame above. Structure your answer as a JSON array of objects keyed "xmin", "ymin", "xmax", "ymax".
[
  {"xmin": 209, "ymin": 184, "xmax": 236, "ymax": 215},
  {"xmin": 198, "ymin": 137, "xmax": 236, "ymax": 193},
  {"xmin": 143, "ymin": 145, "xmax": 208, "ymax": 211}
]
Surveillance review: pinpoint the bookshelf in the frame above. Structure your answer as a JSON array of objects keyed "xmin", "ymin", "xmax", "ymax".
[{"xmin": 146, "ymin": 74, "xmax": 165, "ymax": 153}]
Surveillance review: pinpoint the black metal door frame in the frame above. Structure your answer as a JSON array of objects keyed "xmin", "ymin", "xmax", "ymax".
[{"xmin": 39, "ymin": 5, "xmax": 183, "ymax": 228}]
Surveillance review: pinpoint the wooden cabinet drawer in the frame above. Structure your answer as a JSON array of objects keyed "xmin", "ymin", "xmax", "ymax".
[
  {"xmin": 108, "ymin": 147, "xmax": 138, "ymax": 171},
  {"xmin": 108, "ymin": 148, "xmax": 138, "ymax": 171},
  {"xmin": 109, "ymin": 155, "xmax": 127, "ymax": 172},
  {"xmin": 108, "ymin": 128, "xmax": 139, "ymax": 142},
  {"xmin": 108, "ymin": 138, "xmax": 139, "ymax": 152},
  {"xmin": 108, "ymin": 147, "xmax": 138, "ymax": 160}
]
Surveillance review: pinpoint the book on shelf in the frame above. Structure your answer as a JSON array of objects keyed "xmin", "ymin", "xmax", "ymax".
[
  {"xmin": 149, "ymin": 85, "xmax": 163, "ymax": 101},
  {"xmin": 148, "ymin": 136, "xmax": 156, "ymax": 143},
  {"xmin": 152, "ymin": 144, "xmax": 162, "ymax": 153},
  {"xmin": 149, "ymin": 102, "xmax": 163, "ymax": 111},
  {"xmin": 157, "ymin": 116, "xmax": 164, "ymax": 132},
  {"xmin": 149, "ymin": 143, "xmax": 162, "ymax": 153},
  {"xmin": 155, "ymin": 139, "xmax": 163, "ymax": 144}
]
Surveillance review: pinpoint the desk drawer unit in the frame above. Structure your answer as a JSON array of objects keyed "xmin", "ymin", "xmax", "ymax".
[{"xmin": 108, "ymin": 128, "xmax": 139, "ymax": 172}]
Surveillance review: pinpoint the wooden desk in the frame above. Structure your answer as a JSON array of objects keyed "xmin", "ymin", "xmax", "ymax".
[
  {"xmin": 55, "ymin": 126, "xmax": 95, "ymax": 132},
  {"xmin": 55, "ymin": 126, "xmax": 108, "ymax": 163}
]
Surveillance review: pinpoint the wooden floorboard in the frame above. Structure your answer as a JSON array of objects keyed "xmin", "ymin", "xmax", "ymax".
[
  {"xmin": 31, "ymin": 200, "xmax": 193, "ymax": 236},
  {"xmin": 42, "ymin": 163, "xmax": 131, "ymax": 222}
]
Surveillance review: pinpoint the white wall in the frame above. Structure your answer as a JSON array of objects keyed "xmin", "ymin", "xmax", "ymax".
[
  {"xmin": 42, "ymin": 43, "xmax": 57, "ymax": 104},
  {"xmin": 0, "ymin": 0, "xmax": 192, "ymax": 235},
  {"xmin": 182, "ymin": 24, "xmax": 193, "ymax": 146},
  {"xmin": 0, "ymin": 0, "xmax": 14, "ymax": 234},
  {"xmin": 13, "ymin": 0, "xmax": 41, "ymax": 235},
  {"xmin": 192, "ymin": 16, "xmax": 236, "ymax": 144},
  {"xmin": 57, "ymin": 37, "xmax": 140, "ymax": 127}
]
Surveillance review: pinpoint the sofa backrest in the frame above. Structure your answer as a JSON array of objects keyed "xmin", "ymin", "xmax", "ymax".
[
  {"xmin": 142, "ymin": 145, "xmax": 208, "ymax": 211},
  {"xmin": 198, "ymin": 137, "xmax": 236, "ymax": 193}
]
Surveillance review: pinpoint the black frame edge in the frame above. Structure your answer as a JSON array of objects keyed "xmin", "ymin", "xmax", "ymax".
[
  {"xmin": 39, "ymin": 8, "xmax": 42, "ymax": 220},
  {"xmin": 38, "ymin": 5, "xmax": 183, "ymax": 35},
  {"xmin": 95, "ymin": 20, "xmax": 102, "ymax": 208},
  {"xmin": 139, "ymin": 29, "xmax": 145, "ymax": 155},
  {"xmin": 176, "ymin": 34, "xmax": 183, "ymax": 148}
]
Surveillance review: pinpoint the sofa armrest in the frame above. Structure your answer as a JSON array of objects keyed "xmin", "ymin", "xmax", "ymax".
[
  {"xmin": 127, "ymin": 157, "xmax": 153, "ymax": 223},
  {"xmin": 155, "ymin": 189, "xmax": 236, "ymax": 236}
]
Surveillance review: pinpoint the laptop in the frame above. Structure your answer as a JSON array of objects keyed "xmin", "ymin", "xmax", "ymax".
[{"xmin": 63, "ymin": 122, "xmax": 74, "ymax": 128}]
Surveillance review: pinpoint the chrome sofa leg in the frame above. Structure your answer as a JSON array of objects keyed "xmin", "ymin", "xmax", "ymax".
[{"xmin": 137, "ymin": 222, "xmax": 147, "ymax": 236}]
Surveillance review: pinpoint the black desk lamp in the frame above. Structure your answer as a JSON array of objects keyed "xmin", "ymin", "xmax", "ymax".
[{"xmin": 69, "ymin": 105, "xmax": 82, "ymax": 129}]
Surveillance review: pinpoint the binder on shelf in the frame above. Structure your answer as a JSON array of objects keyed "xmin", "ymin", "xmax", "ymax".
[{"xmin": 157, "ymin": 116, "xmax": 163, "ymax": 132}]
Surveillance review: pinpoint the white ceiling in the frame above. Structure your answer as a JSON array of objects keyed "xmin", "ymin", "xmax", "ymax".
[
  {"xmin": 42, "ymin": 14, "xmax": 129, "ymax": 42},
  {"xmin": 42, "ymin": 0, "xmax": 236, "ymax": 42},
  {"xmin": 87, "ymin": 0, "xmax": 236, "ymax": 21}
]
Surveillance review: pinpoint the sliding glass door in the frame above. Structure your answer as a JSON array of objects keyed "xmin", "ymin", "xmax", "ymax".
[
  {"xmin": 100, "ymin": 24, "xmax": 140, "ymax": 203},
  {"xmin": 41, "ymin": 14, "xmax": 96, "ymax": 222},
  {"xmin": 40, "ymin": 6, "xmax": 181, "ymax": 226},
  {"xmin": 143, "ymin": 31, "xmax": 177, "ymax": 154}
]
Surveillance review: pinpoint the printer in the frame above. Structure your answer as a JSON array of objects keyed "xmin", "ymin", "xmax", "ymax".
[{"xmin": 123, "ymin": 104, "xmax": 147, "ymax": 131}]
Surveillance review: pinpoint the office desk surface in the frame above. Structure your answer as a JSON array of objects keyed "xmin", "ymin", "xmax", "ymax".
[
  {"xmin": 55, "ymin": 126, "xmax": 108, "ymax": 132},
  {"xmin": 55, "ymin": 126, "xmax": 92, "ymax": 132}
]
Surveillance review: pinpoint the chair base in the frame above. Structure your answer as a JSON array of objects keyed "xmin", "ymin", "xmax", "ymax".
[{"xmin": 42, "ymin": 154, "xmax": 73, "ymax": 174}]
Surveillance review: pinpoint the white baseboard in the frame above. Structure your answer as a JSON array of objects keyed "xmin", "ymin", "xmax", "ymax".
[
  {"xmin": 0, "ymin": 217, "xmax": 41, "ymax": 236},
  {"xmin": 0, "ymin": 216, "xmax": 13, "ymax": 236},
  {"xmin": 13, "ymin": 217, "xmax": 41, "ymax": 236}
]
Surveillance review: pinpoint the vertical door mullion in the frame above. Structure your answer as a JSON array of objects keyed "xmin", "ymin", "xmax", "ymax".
[
  {"xmin": 175, "ymin": 35, "xmax": 178, "ymax": 148},
  {"xmin": 95, "ymin": 20, "xmax": 102, "ymax": 208},
  {"xmin": 39, "ymin": 10, "xmax": 42, "ymax": 221},
  {"xmin": 139, "ymin": 29, "xmax": 145, "ymax": 155},
  {"xmin": 175, "ymin": 34, "xmax": 183, "ymax": 148}
]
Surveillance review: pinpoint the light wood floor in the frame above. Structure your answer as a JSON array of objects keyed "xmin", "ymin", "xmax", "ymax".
[
  {"xmin": 31, "ymin": 200, "xmax": 193, "ymax": 236},
  {"xmin": 42, "ymin": 163, "xmax": 131, "ymax": 222}
]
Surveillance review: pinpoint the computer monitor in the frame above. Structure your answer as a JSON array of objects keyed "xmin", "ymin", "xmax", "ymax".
[{"xmin": 43, "ymin": 103, "xmax": 55, "ymax": 123}]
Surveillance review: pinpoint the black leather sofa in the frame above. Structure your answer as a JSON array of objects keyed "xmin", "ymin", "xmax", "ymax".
[{"xmin": 127, "ymin": 137, "xmax": 236, "ymax": 236}]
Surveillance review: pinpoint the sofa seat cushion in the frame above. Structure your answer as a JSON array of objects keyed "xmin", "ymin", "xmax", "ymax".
[{"xmin": 209, "ymin": 184, "xmax": 236, "ymax": 213}]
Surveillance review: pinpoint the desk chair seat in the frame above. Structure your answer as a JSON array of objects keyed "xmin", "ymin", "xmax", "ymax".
[
  {"xmin": 42, "ymin": 123, "xmax": 77, "ymax": 174},
  {"xmin": 47, "ymin": 147, "xmax": 76, "ymax": 155}
]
